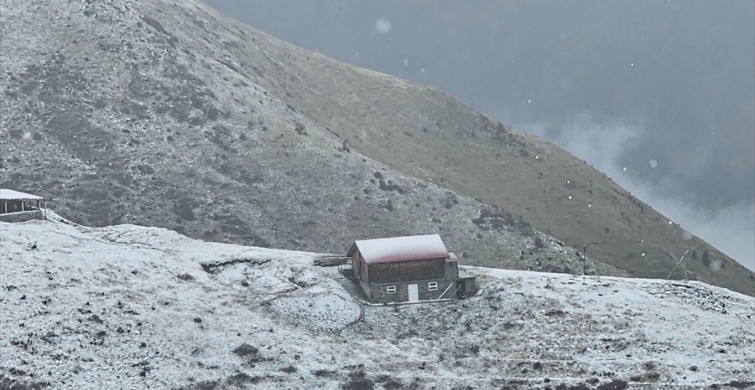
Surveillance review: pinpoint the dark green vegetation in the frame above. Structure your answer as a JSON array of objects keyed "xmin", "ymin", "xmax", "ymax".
[{"xmin": 1, "ymin": 0, "xmax": 752, "ymax": 295}]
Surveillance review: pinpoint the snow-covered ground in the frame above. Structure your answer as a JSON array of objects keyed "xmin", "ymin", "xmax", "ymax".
[{"xmin": 1, "ymin": 214, "xmax": 753, "ymax": 389}]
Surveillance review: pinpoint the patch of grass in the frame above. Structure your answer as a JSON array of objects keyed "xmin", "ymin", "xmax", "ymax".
[
  {"xmin": 0, "ymin": 373, "xmax": 50, "ymax": 390},
  {"xmin": 375, "ymin": 374, "xmax": 403, "ymax": 389},
  {"xmin": 173, "ymin": 379, "xmax": 219, "ymax": 390},
  {"xmin": 341, "ymin": 367, "xmax": 374, "ymax": 390},
  {"xmin": 597, "ymin": 379, "xmax": 628, "ymax": 390},
  {"xmin": 725, "ymin": 381, "xmax": 755, "ymax": 389},
  {"xmin": 226, "ymin": 372, "xmax": 262, "ymax": 385},
  {"xmin": 312, "ymin": 369, "xmax": 336, "ymax": 378},
  {"xmin": 232, "ymin": 343, "xmax": 259, "ymax": 357}
]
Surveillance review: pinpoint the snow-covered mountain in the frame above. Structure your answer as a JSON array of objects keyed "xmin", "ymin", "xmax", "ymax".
[
  {"xmin": 2, "ymin": 0, "xmax": 753, "ymax": 296},
  {"xmin": 1, "ymin": 215, "xmax": 753, "ymax": 389}
]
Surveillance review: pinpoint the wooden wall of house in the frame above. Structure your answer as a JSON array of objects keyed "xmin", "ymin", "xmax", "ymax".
[
  {"xmin": 444, "ymin": 260, "xmax": 459, "ymax": 280},
  {"xmin": 361, "ymin": 254, "xmax": 369, "ymax": 282},
  {"xmin": 350, "ymin": 251, "xmax": 365, "ymax": 282},
  {"xmin": 366, "ymin": 279, "xmax": 454, "ymax": 303},
  {"xmin": 358, "ymin": 280, "xmax": 373, "ymax": 301},
  {"xmin": 366, "ymin": 258, "xmax": 445, "ymax": 284}
]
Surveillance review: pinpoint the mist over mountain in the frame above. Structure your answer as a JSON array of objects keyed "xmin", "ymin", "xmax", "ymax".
[{"xmin": 203, "ymin": 0, "xmax": 755, "ymax": 269}]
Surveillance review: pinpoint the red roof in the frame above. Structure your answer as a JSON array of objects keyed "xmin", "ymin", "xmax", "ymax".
[{"xmin": 347, "ymin": 234, "xmax": 450, "ymax": 264}]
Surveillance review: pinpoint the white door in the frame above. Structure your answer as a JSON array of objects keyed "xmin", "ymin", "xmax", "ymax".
[{"xmin": 407, "ymin": 284, "xmax": 419, "ymax": 302}]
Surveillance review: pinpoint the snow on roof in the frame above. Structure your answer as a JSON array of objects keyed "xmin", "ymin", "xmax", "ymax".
[
  {"xmin": 0, "ymin": 189, "xmax": 44, "ymax": 200},
  {"xmin": 348, "ymin": 234, "xmax": 450, "ymax": 264},
  {"xmin": 447, "ymin": 252, "xmax": 459, "ymax": 262}
]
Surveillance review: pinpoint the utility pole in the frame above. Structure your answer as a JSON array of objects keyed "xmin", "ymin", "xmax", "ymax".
[{"xmin": 667, "ymin": 249, "xmax": 691, "ymax": 280}]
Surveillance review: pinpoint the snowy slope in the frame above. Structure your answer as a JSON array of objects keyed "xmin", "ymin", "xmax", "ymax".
[{"xmin": 1, "ymin": 215, "xmax": 753, "ymax": 389}]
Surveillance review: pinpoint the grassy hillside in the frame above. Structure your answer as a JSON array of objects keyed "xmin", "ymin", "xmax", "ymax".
[{"xmin": 169, "ymin": 3, "xmax": 752, "ymax": 294}]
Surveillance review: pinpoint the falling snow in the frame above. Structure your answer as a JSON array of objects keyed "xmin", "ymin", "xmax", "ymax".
[{"xmin": 375, "ymin": 18, "xmax": 392, "ymax": 33}]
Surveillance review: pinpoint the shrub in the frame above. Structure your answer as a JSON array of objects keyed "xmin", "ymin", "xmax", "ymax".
[
  {"xmin": 176, "ymin": 273, "xmax": 194, "ymax": 281},
  {"xmin": 312, "ymin": 369, "xmax": 336, "ymax": 378},
  {"xmin": 232, "ymin": 343, "xmax": 259, "ymax": 357}
]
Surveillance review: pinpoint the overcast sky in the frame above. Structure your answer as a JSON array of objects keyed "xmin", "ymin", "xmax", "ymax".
[{"xmin": 202, "ymin": 0, "xmax": 755, "ymax": 269}]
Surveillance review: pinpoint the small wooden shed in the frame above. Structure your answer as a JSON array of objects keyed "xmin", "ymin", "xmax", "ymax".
[
  {"xmin": 0, "ymin": 189, "xmax": 46, "ymax": 222},
  {"xmin": 345, "ymin": 234, "xmax": 475, "ymax": 304}
]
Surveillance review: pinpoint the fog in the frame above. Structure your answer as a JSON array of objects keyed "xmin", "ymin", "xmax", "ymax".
[
  {"xmin": 202, "ymin": 0, "xmax": 755, "ymax": 270},
  {"xmin": 526, "ymin": 115, "xmax": 755, "ymax": 270}
]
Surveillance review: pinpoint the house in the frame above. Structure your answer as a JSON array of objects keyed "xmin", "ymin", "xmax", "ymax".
[
  {"xmin": 0, "ymin": 189, "xmax": 47, "ymax": 222},
  {"xmin": 344, "ymin": 234, "xmax": 475, "ymax": 304}
]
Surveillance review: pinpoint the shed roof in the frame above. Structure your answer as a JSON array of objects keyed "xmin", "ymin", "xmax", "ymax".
[
  {"xmin": 0, "ymin": 189, "xmax": 44, "ymax": 200},
  {"xmin": 347, "ymin": 234, "xmax": 449, "ymax": 264}
]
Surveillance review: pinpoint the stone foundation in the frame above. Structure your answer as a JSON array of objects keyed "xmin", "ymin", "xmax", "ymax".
[{"xmin": 0, "ymin": 210, "xmax": 45, "ymax": 223}]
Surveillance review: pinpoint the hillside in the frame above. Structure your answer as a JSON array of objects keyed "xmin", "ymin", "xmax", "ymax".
[
  {"xmin": 1, "ymin": 216, "xmax": 754, "ymax": 389},
  {"xmin": 207, "ymin": 0, "xmax": 755, "ymax": 210},
  {"xmin": 0, "ymin": 0, "xmax": 753, "ymax": 296}
]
